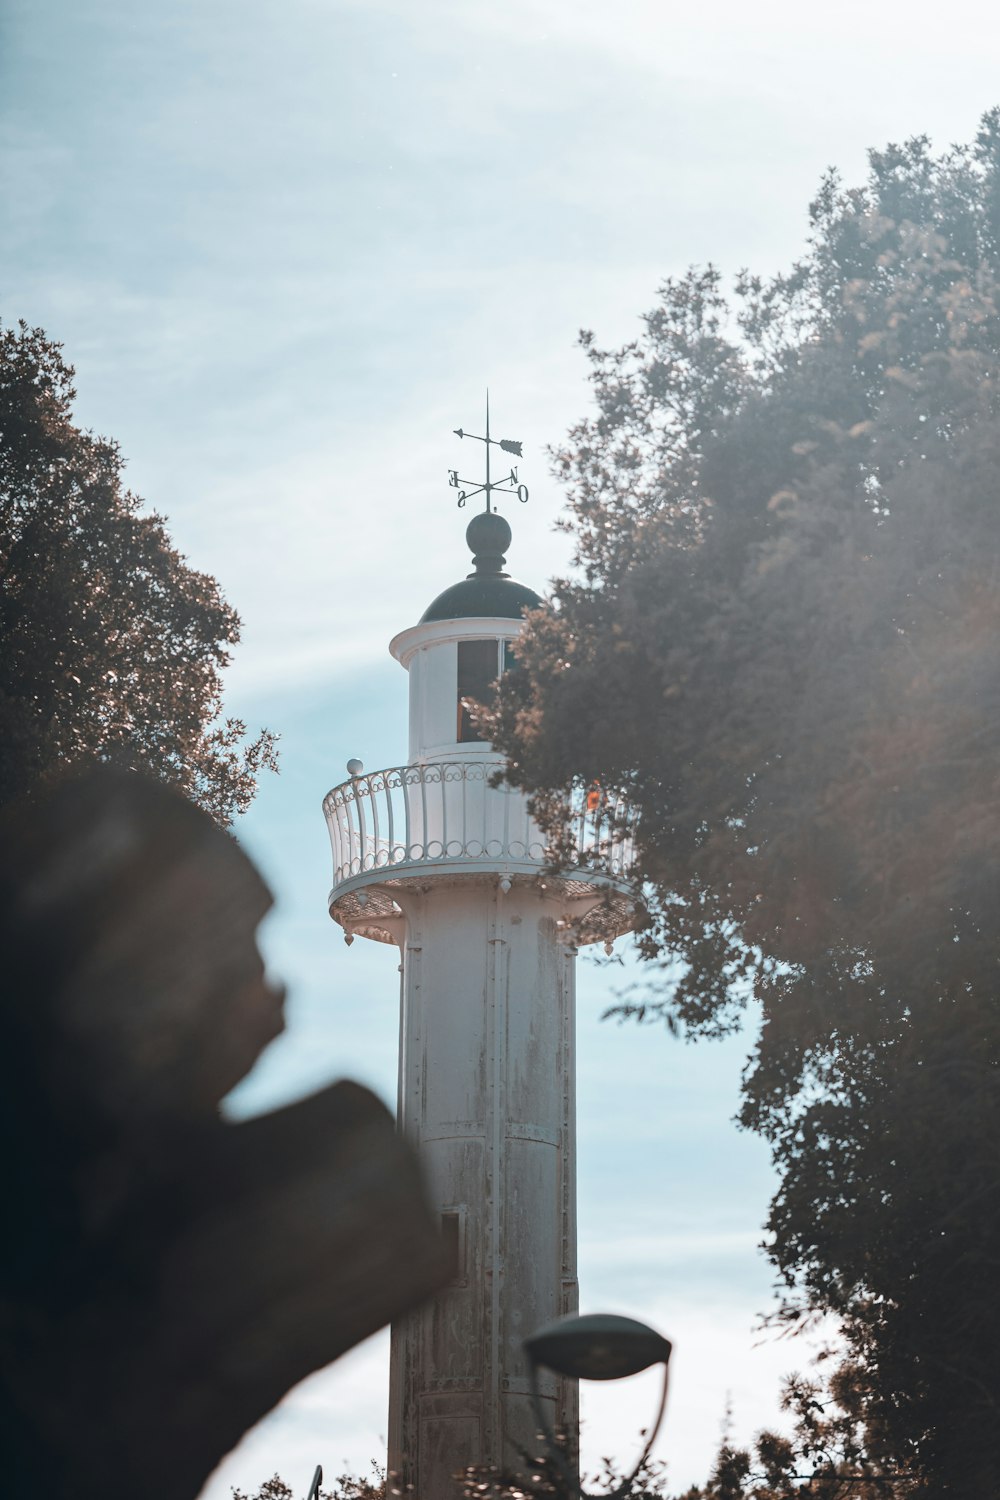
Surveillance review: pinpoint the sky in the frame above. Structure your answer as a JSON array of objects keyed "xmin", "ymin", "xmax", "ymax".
[{"xmin": 3, "ymin": 0, "xmax": 1000, "ymax": 1492}]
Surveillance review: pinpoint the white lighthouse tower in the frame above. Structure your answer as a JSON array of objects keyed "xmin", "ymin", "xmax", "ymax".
[{"xmin": 323, "ymin": 426, "xmax": 635, "ymax": 1498}]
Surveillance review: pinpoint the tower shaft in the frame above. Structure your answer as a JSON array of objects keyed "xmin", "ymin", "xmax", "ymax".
[{"xmin": 388, "ymin": 878, "xmax": 578, "ymax": 1494}]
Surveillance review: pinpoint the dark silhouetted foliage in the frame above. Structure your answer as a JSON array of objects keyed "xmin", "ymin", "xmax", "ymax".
[
  {"xmin": 459, "ymin": 1363, "xmax": 915, "ymax": 1498},
  {"xmin": 242, "ymin": 1368, "xmax": 917, "ymax": 1500},
  {"xmin": 233, "ymin": 1469, "xmax": 388, "ymax": 1500},
  {"xmin": 490, "ymin": 113, "xmax": 1000, "ymax": 1496},
  {"xmin": 0, "ymin": 320, "xmax": 276, "ymax": 823}
]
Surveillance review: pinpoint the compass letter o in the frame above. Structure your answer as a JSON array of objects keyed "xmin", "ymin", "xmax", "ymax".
[{"xmin": 517, "ymin": 484, "xmax": 529, "ymax": 504}]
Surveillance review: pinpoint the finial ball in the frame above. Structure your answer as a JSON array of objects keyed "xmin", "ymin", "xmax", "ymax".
[{"xmin": 466, "ymin": 509, "xmax": 512, "ymax": 563}]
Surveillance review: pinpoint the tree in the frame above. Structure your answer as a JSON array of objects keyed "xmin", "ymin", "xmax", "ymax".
[
  {"xmin": 0, "ymin": 320, "xmax": 276, "ymax": 823},
  {"xmin": 490, "ymin": 114, "xmax": 1000, "ymax": 1494}
]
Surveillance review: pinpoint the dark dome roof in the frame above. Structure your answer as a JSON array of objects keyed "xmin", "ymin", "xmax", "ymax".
[
  {"xmin": 420, "ymin": 510, "xmax": 542, "ymax": 623},
  {"xmin": 421, "ymin": 574, "xmax": 542, "ymax": 623}
]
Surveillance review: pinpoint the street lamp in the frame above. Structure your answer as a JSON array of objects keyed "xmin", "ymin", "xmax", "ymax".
[{"xmin": 523, "ymin": 1313, "xmax": 673, "ymax": 1500}]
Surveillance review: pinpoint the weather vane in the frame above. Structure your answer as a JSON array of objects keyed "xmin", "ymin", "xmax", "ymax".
[{"xmin": 449, "ymin": 392, "xmax": 529, "ymax": 512}]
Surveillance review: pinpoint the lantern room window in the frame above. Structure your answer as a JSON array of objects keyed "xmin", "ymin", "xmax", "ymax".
[{"xmin": 457, "ymin": 638, "xmax": 513, "ymax": 743}]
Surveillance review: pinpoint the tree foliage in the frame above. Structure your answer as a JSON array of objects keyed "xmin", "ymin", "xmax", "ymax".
[
  {"xmin": 0, "ymin": 320, "xmax": 276, "ymax": 823},
  {"xmin": 238, "ymin": 1369, "xmax": 915, "ymax": 1500},
  {"xmin": 491, "ymin": 115, "xmax": 1000, "ymax": 1494},
  {"xmin": 232, "ymin": 1469, "xmax": 387, "ymax": 1500},
  {"xmin": 457, "ymin": 1364, "xmax": 914, "ymax": 1499}
]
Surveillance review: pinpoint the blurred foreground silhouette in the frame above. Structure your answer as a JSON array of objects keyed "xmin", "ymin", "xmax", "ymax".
[{"xmin": 0, "ymin": 768, "xmax": 448, "ymax": 1500}]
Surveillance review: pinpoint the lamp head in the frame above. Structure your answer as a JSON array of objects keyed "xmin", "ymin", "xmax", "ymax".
[{"xmin": 524, "ymin": 1312, "xmax": 672, "ymax": 1382}]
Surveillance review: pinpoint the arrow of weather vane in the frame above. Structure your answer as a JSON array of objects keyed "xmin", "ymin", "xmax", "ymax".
[{"xmin": 448, "ymin": 392, "xmax": 529, "ymax": 512}]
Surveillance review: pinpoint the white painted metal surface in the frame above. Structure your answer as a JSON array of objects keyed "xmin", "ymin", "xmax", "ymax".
[
  {"xmin": 324, "ymin": 610, "xmax": 636, "ymax": 1498},
  {"xmin": 385, "ymin": 875, "xmax": 579, "ymax": 1497}
]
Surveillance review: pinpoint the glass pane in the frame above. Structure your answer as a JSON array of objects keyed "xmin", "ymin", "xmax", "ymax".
[{"xmin": 457, "ymin": 639, "xmax": 500, "ymax": 743}]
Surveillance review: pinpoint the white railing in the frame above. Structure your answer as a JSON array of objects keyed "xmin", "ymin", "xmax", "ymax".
[{"xmin": 323, "ymin": 759, "xmax": 636, "ymax": 892}]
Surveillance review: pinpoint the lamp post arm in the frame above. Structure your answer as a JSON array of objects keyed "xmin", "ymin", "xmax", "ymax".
[
  {"xmin": 527, "ymin": 1365, "xmax": 670, "ymax": 1500},
  {"xmin": 619, "ymin": 1365, "xmax": 670, "ymax": 1498}
]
